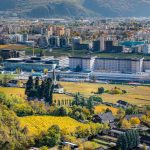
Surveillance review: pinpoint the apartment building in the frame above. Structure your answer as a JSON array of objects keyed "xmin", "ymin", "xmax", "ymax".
[
  {"xmin": 69, "ymin": 57, "xmax": 95, "ymax": 72},
  {"xmin": 143, "ymin": 59, "xmax": 150, "ymax": 72},
  {"xmin": 94, "ymin": 58, "xmax": 144, "ymax": 73}
]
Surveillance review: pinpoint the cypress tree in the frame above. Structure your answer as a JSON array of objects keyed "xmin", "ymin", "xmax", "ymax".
[
  {"xmin": 44, "ymin": 78, "xmax": 52, "ymax": 104},
  {"xmin": 35, "ymin": 77, "xmax": 40, "ymax": 98},
  {"xmin": 39, "ymin": 80, "xmax": 45, "ymax": 99},
  {"xmin": 49, "ymin": 83, "xmax": 54, "ymax": 105},
  {"xmin": 135, "ymin": 130, "xmax": 140, "ymax": 147},
  {"xmin": 35, "ymin": 77, "xmax": 40, "ymax": 90},
  {"xmin": 117, "ymin": 134, "xmax": 124, "ymax": 149},
  {"xmin": 132, "ymin": 130, "xmax": 137, "ymax": 148},
  {"xmin": 117, "ymin": 130, "xmax": 140, "ymax": 150},
  {"xmin": 122, "ymin": 134, "xmax": 128, "ymax": 150},
  {"xmin": 126, "ymin": 130, "xmax": 132, "ymax": 149},
  {"xmin": 25, "ymin": 76, "xmax": 34, "ymax": 97}
]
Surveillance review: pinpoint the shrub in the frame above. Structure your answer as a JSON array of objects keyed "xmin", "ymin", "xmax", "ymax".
[{"xmin": 98, "ymin": 87, "xmax": 105, "ymax": 94}]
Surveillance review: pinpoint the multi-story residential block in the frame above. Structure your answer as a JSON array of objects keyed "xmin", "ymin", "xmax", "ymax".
[
  {"xmin": 69, "ymin": 57, "xmax": 95, "ymax": 72},
  {"xmin": 22, "ymin": 33, "xmax": 28, "ymax": 42},
  {"xmin": 93, "ymin": 40, "xmax": 100, "ymax": 51},
  {"xmin": 72, "ymin": 37, "xmax": 82, "ymax": 49},
  {"xmin": 94, "ymin": 58, "xmax": 144, "ymax": 73},
  {"xmin": 105, "ymin": 40, "xmax": 114, "ymax": 52},
  {"xmin": 56, "ymin": 27, "xmax": 65, "ymax": 36},
  {"xmin": 49, "ymin": 36, "xmax": 60, "ymax": 48},
  {"xmin": 143, "ymin": 59, "xmax": 150, "ymax": 72},
  {"xmin": 38, "ymin": 36, "xmax": 49, "ymax": 48},
  {"xmin": 142, "ymin": 44, "xmax": 150, "ymax": 54},
  {"xmin": 100, "ymin": 36, "xmax": 105, "ymax": 51},
  {"xmin": 60, "ymin": 37, "xmax": 69, "ymax": 48}
]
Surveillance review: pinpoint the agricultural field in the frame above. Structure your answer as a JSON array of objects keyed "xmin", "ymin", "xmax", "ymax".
[
  {"xmin": 60, "ymin": 82, "xmax": 150, "ymax": 106},
  {"xmin": 0, "ymin": 44, "xmax": 27, "ymax": 50},
  {"xmin": 0, "ymin": 87, "xmax": 73, "ymax": 102},
  {"xmin": 0, "ymin": 87, "xmax": 25, "ymax": 98},
  {"xmin": 19, "ymin": 116, "xmax": 89, "ymax": 136},
  {"xmin": 95, "ymin": 105, "xmax": 118, "ymax": 115},
  {"xmin": 0, "ymin": 81, "xmax": 150, "ymax": 106},
  {"xmin": 53, "ymin": 94, "xmax": 73, "ymax": 101}
]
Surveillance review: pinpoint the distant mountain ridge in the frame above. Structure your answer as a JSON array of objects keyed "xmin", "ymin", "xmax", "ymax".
[{"xmin": 0, "ymin": 0, "xmax": 150, "ymax": 17}]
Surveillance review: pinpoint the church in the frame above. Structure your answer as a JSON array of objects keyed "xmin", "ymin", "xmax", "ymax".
[{"xmin": 52, "ymin": 69, "xmax": 64, "ymax": 94}]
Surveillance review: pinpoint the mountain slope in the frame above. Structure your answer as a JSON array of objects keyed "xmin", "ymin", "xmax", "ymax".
[
  {"xmin": 83, "ymin": 0, "xmax": 150, "ymax": 17},
  {"xmin": 0, "ymin": 0, "xmax": 150, "ymax": 17}
]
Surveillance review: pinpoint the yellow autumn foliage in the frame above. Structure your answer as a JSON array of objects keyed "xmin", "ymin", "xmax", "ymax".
[
  {"xmin": 94, "ymin": 105, "xmax": 118, "ymax": 115},
  {"xmin": 19, "ymin": 116, "xmax": 90, "ymax": 136},
  {"xmin": 130, "ymin": 117, "xmax": 141, "ymax": 126}
]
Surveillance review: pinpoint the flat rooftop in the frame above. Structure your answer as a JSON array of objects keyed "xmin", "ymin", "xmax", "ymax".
[{"xmin": 95, "ymin": 57, "xmax": 144, "ymax": 61}]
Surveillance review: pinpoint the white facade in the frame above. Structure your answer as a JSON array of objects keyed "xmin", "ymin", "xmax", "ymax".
[
  {"xmin": 142, "ymin": 44, "xmax": 150, "ymax": 54},
  {"xmin": 72, "ymin": 37, "xmax": 81, "ymax": 46},
  {"xmin": 69, "ymin": 57, "xmax": 82, "ymax": 70},
  {"xmin": 143, "ymin": 60, "xmax": 150, "ymax": 72},
  {"xmin": 53, "ymin": 88, "xmax": 64, "ymax": 94},
  {"xmin": 69, "ymin": 57, "xmax": 95, "ymax": 72},
  {"xmin": 100, "ymin": 36, "xmax": 105, "ymax": 51},
  {"xmin": 94, "ymin": 58, "xmax": 143, "ymax": 73}
]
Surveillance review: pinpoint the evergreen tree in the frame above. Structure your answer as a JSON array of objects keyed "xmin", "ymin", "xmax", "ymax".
[
  {"xmin": 34, "ymin": 77, "xmax": 40, "ymax": 98},
  {"xmin": 80, "ymin": 97, "xmax": 86, "ymax": 107},
  {"xmin": 122, "ymin": 134, "xmax": 128, "ymax": 150},
  {"xmin": 73, "ymin": 93, "xmax": 82, "ymax": 106},
  {"xmin": 117, "ymin": 130, "xmax": 140, "ymax": 150},
  {"xmin": 25, "ymin": 76, "xmax": 34, "ymax": 97},
  {"xmin": 44, "ymin": 78, "xmax": 53, "ymax": 104},
  {"xmin": 87, "ymin": 97, "xmax": 94, "ymax": 113},
  {"xmin": 117, "ymin": 134, "xmax": 124, "ymax": 150},
  {"xmin": 126, "ymin": 131, "xmax": 132, "ymax": 149},
  {"xmin": 49, "ymin": 83, "xmax": 54, "ymax": 105},
  {"xmin": 135, "ymin": 130, "xmax": 140, "ymax": 147},
  {"xmin": 130, "ymin": 130, "xmax": 136, "ymax": 148},
  {"xmin": 39, "ymin": 80, "xmax": 45, "ymax": 99},
  {"xmin": 35, "ymin": 77, "xmax": 40, "ymax": 90}
]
